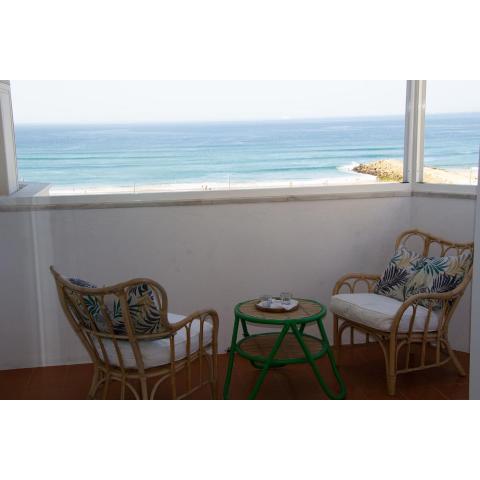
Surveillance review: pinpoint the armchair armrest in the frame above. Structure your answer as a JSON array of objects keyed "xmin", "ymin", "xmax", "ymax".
[
  {"xmin": 169, "ymin": 309, "xmax": 219, "ymax": 334},
  {"xmin": 390, "ymin": 287, "xmax": 465, "ymax": 336},
  {"xmin": 333, "ymin": 273, "xmax": 381, "ymax": 295},
  {"xmin": 134, "ymin": 309, "xmax": 219, "ymax": 341}
]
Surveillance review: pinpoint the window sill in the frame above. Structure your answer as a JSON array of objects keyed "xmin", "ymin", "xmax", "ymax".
[
  {"xmin": 412, "ymin": 182, "xmax": 476, "ymax": 199},
  {"xmin": 0, "ymin": 181, "xmax": 475, "ymax": 212},
  {"xmin": 0, "ymin": 182, "xmax": 411, "ymax": 211}
]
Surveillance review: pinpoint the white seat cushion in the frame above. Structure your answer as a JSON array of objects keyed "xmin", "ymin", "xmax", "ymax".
[
  {"xmin": 330, "ymin": 293, "xmax": 439, "ymax": 333},
  {"xmin": 95, "ymin": 313, "xmax": 213, "ymax": 369}
]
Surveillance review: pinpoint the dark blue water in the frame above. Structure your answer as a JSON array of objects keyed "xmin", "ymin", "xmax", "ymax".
[
  {"xmin": 14, "ymin": 113, "xmax": 479, "ymax": 188},
  {"xmin": 424, "ymin": 113, "xmax": 480, "ymax": 169}
]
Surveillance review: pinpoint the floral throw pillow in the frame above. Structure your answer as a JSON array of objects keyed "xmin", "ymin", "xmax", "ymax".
[
  {"xmin": 67, "ymin": 278, "xmax": 164, "ymax": 335},
  {"xmin": 374, "ymin": 247, "xmax": 424, "ymax": 302},
  {"xmin": 67, "ymin": 278, "xmax": 108, "ymax": 332},
  {"xmin": 109, "ymin": 283, "xmax": 164, "ymax": 336},
  {"xmin": 405, "ymin": 251, "xmax": 473, "ymax": 309}
]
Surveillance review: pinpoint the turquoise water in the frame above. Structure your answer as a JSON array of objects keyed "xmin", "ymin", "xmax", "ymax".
[{"xmin": 15, "ymin": 113, "xmax": 479, "ymax": 189}]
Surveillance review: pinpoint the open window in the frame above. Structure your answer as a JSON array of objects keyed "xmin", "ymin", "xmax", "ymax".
[
  {"xmin": 422, "ymin": 81, "xmax": 480, "ymax": 185},
  {"xmin": 10, "ymin": 81, "xmax": 407, "ymax": 195}
]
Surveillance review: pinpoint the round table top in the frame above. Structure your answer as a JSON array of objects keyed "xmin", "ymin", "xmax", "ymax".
[{"xmin": 235, "ymin": 298, "xmax": 326, "ymax": 324}]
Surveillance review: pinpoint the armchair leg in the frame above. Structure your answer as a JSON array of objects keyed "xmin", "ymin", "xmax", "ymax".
[
  {"xmin": 209, "ymin": 376, "xmax": 218, "ymax": 399},
  {"xmin": 140, "ymin": 377, "xmax": 149, "ymax": 400},
  {"xmin": 386, "ymin": 374, "xmax": 397, "ymax": 396},
  {"xmin": 102, "ymin": 374, "xmax": 111, "ymax": 400},
  {"xmin": 446, "ymin": 342, "xmax": 467, "ymax": 377},
  {"xmin": 206, "ymin": 352, "xmax": 218, "ymax": 399},
  {"xmin": 386, "ymin": 338, "xmax": 398, "ymax": 396},
  {"xmin": 87, "ymin": 367, "xmax": 100, "ymax": 399},
  {"xmin": 333, "ymin": 315, "xmax": 341, "ymax": 365}
]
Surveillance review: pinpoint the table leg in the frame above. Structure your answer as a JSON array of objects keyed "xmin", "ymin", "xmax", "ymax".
[
  {"xmin": 316, "ymin": 319, "xmax": 347, "ymax": 398},
  {"xmin": 248, "ymin": 325, "xmax": 289, "ymax": 400},
  {"xmin": 240, "ymin": 318, "xmax": 250, "ymax": 337},
  {"xmin": 223, "ymin": 315, "xmax": 241, "ymax": 400},
  {"xmin": 290, "ymin": 323, "xmax": 346, "ymax": 400}
]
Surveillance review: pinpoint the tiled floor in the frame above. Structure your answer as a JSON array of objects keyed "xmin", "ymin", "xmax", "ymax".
[{"xmin": 0, "ymin": 344, "xmax": 469, "ymax": 400}]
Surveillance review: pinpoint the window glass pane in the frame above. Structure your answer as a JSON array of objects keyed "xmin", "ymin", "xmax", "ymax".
[
  {"xmin": 11, "ymin": 81, "xmax": 406, "ymax": 195},
  {"xmin": 423, "ymin": 81, "xmax": 480, "ymax": 185}
]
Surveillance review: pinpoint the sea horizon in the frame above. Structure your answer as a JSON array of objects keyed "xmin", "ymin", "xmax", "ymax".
[{"xmin": 13, "ymin": 110, "xmax": 480, "ymax": 127}]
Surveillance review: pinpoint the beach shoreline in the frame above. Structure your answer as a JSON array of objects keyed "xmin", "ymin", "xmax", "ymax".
[
  {"xmin": 48, "ymin": 173, "xmax": 379, "ymax": 195},
  {"xmin": 47, "ymin": 159, "xmax": 478, "ymax": 195}
]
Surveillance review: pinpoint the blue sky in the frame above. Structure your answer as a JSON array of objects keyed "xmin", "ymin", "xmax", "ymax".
[{"xmin": 10, "ymin": 80, "xmax": 480, "ymax": 124}]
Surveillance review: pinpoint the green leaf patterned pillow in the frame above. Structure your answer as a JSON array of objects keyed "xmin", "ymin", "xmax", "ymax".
[
  {"xmin": 68, "ymin": 278, "xmax": 164, "ymax": 335},
  {"xmin": 67, "ymin": 278, "xmax": 107, "ymax": 331},
  {"xmin": 109, "ymin": 283, "xmax": 165, "ymax": 335},
  {"xmin": 374, "ymin": 247, "xmax": 424, "ymax": 301},
  {"xmin": 405, "ymin": 251, "xmax": 473, "ymax": 309}
]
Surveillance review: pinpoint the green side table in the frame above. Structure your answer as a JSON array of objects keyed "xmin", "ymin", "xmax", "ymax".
[{"xmin": 223, "ymin": 298, "xmax": 346, "ymax": 400}]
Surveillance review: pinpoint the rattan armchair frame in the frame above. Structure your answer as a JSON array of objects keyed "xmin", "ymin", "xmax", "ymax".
[
  {"xmin": 51, "ymin": 267, "xmax": 219, "ymax": 400},
  {"xmin": 332, "ymin": 229, "xmax": 473, "ymax": 395}
]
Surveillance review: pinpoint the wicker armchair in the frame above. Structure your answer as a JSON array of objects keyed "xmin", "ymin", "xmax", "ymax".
[
  {"xmin": 331, "ymin": 230, "xmax": 473, "ymax": 395},
  {"xmin": 51, "ymin": 267, "xmax": 218, "ymax": 400}
]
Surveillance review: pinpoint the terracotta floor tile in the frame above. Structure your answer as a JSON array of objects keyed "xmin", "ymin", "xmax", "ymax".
[
  {"xmin": 433, "ymin": 382, "xmax": 471, "ymax": 400},
  {"xmin": 399, "ymin": 385, "xmax": 448, "ymax": 400},
  {"xmin": 0, "ymin": 368, "xmax": 33, "ymax": 400},
  {"xmin": 28, "ymin": 365, "xmax": 69, "ymax": 391},
  {"xmin": 0, "ymin": 346, "xmax": 470, "ymax": 400},
  {"xmin": 23, "ymin": 387, "xmax": 69, "ymax": 400}
]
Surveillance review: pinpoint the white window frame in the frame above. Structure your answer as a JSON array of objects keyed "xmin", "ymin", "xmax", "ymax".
[
  {"xmin": 403, "ymin": 80, "xmax": 426, "ymax": 183},
  {"xmin": 0, "ymin": 80, "xmax": 474, "ymax": 202},
  {"xmin": 415, "ymin": 81, "xmax": 480, "ymax": 189},
  {"xmin": 0, "ymin": 81, "xmax": 18, "ymax": 196}
]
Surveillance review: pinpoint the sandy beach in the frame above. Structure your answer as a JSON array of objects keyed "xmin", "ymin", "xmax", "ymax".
[{"xmin": 48, "ymin": 173, "xmax": 379, "ymax": 195}]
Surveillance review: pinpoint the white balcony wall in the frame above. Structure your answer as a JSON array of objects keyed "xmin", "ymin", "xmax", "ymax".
[{"xmin": 0, "ymin": 191, "xmax": 475, "ymax": 370}]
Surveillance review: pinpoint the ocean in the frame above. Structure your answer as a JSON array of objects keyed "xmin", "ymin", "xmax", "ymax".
[{"xmin": 15, "ymin": 113, "xmax": 480, "ymax": 192}]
